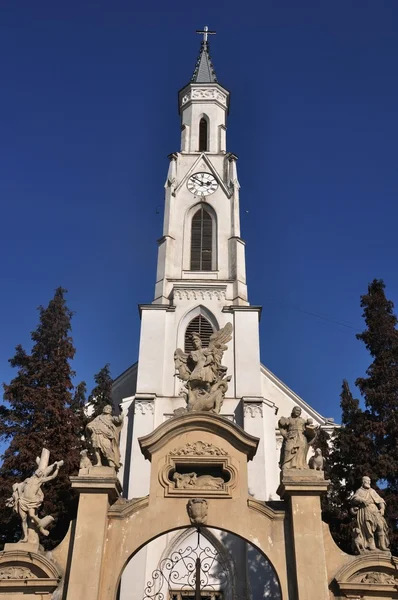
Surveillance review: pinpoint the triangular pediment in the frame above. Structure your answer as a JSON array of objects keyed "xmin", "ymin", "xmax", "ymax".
[{"xmin": 174, "ymin": 153, "xmax": 231, "ymax": 198}]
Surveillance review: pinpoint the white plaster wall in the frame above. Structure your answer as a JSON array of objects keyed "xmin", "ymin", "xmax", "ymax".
[{"xmin": 233, "ymin": 310, "xmax": 262, "ymax": 398}]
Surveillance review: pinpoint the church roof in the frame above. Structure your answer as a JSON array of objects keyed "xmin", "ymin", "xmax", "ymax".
[{"xmin": 191, "ymin": 40, "xmax": 218, "ymax": 83}]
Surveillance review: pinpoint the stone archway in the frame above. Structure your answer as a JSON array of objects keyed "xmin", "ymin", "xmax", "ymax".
[
  {"xmin": 94, "ymin": 412, "xmax": 289, "ymax": 600},
  {"xmin": 119, "ymin": 525, "xmax": 282, "ymax": 600}
]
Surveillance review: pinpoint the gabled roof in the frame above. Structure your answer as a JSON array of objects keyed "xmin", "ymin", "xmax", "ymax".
[{"xmin": 191, "ymin": 41, "xmax": 218, "ymax": 83}]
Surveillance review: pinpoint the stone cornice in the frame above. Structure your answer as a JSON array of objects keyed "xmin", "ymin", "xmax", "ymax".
[
  {"xmin": 108, "ymin": 496, "xmax": 149, "ymax": 520},
  {"xmin": 139, "ymin": 412, "xmax": 259, "ymax": 462},
  {"xmin": 178, "ymin": 82, "xmax": 230, "ymax": 114},
  {"xmin": 139, "ymin": 304, "xmax": 176, "ymax": 317},
  {"xmin": 173, "ymin": 285, "xmax": 227, "ymax": 302},
  {"xmin": 247, "ymin": 499, "xmax": 286, "ymax": 521}
]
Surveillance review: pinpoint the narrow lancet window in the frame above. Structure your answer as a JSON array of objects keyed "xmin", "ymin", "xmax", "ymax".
[
  {"xmin": 190, "ymin": 207, "xmax": 213, "ymax": 271},
  {"xmin": 199, "ymin": 118, "xmax": 208, "ymax": 151},
  {"xmin": 184, "ymin": 315, "xmax": 214, "ymax": 352}
]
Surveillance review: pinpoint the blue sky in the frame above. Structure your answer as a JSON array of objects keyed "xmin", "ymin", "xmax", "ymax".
[{"xmin": 1, "ymin": 1, "xmax": 398, "ymax": 424}]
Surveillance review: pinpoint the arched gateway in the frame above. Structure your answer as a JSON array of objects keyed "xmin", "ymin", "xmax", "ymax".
[{"xmin": 2, "ymin": 410, "xmax": 398, "ymax": 600}]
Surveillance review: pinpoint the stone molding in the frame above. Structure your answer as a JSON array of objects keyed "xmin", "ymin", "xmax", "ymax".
[
  {"xmin": 170, "ymin": 441, "xmax": 227, "ymax": 456},
  {"xmin": 139, "ymin": 412, "xmax": 259, "ymax": 462},
  {"xmin": 70, "ymin": 468, "xmax": 122, "ymax": 502},
  {"xmin": 334, "ymin": 554, "xmax": 398, "ymax": 597},
  {"xmin": 247, "ymin": 499, "xmax": 286, "ymax": 522},
  {"xmin": 108, "ymin": 496, "xmax": 149, "ymax": 520},
  {"xmin": 0, "ymin": 548, "xmax": 61, "ymax": 594},
  {"xmin": 134, "ymin": 400, "xmax": 154, "ymax": 415},
  {"xmin": 181, "ymin": 87, "xmax": 228, "ymax": 108},
  {"xmin": 159, "ymin": 448, "xmax": 238, "ymax": 498},
  {"xmin": 277, "ymin": 469, "xmax": 329, "ymax": 498},
  {"xmin": 243, "ymin": 404, "xmax": 263, "ymax": 418},
  {"xmin": 173, "ymin": 287, "xmax": 227, "ymax": 302}
]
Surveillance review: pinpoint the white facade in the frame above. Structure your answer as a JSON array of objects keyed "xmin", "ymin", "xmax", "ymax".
[{"xmin": 114, "ymin": 34, "xmax": 333, "ymax": 600}]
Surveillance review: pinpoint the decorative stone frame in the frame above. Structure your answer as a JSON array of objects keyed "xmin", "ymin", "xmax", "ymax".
[
  {"xmin": 0, "ymin": 549, "xmax": 61, "ymax": 595},
  {"xmin": 334, "ymin": 554, "xmax": 398, "ymax": 598},
  {"xmin": 159, "ymin": 450, "xmax": 238, "ymax": 498}
]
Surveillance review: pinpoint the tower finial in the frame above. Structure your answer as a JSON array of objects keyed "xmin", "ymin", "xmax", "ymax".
[
  {"xmin": 196, "ymin": 25, "xmax": 216, "ymax": 44},
  {"xmin": 192, "ymin": 26, "xmax": 218, "ymax": 83}
]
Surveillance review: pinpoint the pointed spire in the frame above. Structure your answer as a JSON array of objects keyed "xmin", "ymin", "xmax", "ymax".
[{"xmin": 191, "ymin": 26, "xmax": 218, "ymax": 83}]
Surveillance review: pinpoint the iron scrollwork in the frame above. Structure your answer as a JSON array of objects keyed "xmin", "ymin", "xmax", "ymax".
[{"xmin": 143, "ymin": 528, "xmax": 228, "ymax": 599}]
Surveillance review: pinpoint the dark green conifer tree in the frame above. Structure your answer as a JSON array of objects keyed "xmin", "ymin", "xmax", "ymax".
[
  {"xmin": 325, "ymin": 280, "xmax": 398, "ymax": 554},
  {"xmin": 355, "ymin": 279, "xmax": 398, "ymax": 553},
  {"xmin": 87, "ymin": 364, "xmax": 113, "ymax": 418},
  {"xmin": 0, "ymin": 288, "xmax": 84, "ymax": 549}
]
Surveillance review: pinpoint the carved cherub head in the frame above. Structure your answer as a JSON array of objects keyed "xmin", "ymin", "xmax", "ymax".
[{"xmin": 103, "ymin": 405, "xmax": 113, "ymax": 415}]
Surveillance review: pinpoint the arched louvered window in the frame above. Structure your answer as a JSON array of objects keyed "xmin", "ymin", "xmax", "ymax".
[
  {"xmin": 190, "ymin": 207, "xmax": 213, "ymax": 271},
  {"xmin": 184, "ymin": 315, "xmax": 214, "ymax": 352},
  {"xmin": 199, "ymin": 118, "xmax": 208, "ymax": 152}
]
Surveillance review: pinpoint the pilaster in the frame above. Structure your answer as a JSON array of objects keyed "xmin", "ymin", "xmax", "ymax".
[
  {"xmin": 67, "ymin": 468, "xmax": 121, "ymax": 600},
  {"xmin": 128, "ymin": 395, "xmax": 155, "ymax": 497},
  {"xmin": 278, "ymin": 470, "xmax": 330, "ymax": 600}
]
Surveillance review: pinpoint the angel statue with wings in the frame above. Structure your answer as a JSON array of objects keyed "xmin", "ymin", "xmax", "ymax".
[{"xmin": 174, "ymin": 322, "xmax": 233, "ymax": 414}]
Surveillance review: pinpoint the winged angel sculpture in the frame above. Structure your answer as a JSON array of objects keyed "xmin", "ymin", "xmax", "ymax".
[{"xmin": 174, "ymin": 323, "xmax": 233, "ymax": 413}]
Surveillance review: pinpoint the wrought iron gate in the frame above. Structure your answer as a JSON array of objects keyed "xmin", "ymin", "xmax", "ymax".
[{"xmin": 143, "ymin": 528, "xmax": 229, "ymax": 600}]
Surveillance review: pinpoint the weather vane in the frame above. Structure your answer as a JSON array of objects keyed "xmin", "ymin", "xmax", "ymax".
[{"xmin": 196, "ymin": 25, "xmax": 216, "ymax": 44}]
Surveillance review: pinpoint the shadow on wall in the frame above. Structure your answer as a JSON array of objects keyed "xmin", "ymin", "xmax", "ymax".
[{"xmin": 217, "ymin": 530, "xmax": 282, "ymax": 600}]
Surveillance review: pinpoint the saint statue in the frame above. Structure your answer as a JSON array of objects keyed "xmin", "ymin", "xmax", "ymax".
[
  {"xmin": 278, "ymin": 406, "xmax": 318, "ymax": 470},
  {"xmin": 6, "ymin": 449, "xmax": 63, "ymax": 543},
  {"xmin": 86, "ymin": 404, "xmax": 124, "ymax": 469},
  {"xmin": 351, "ymin": 476, "xmax": 389, "ymax": 553},
  {"xmin": 174, "ymin": 322, "xmax": 232, "ymax": 413}
]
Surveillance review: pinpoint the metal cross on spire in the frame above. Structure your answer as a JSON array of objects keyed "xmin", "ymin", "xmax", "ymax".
[{"xmin": 196, "ymin": 25, "xmax": 216, "ymax": 44}]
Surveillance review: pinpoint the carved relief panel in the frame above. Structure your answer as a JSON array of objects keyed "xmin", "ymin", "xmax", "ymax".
[{"xmin": 159, "ymin": 441, "xmax": 238, "ymax": 499}]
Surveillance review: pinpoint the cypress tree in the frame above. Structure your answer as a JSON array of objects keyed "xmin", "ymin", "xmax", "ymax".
[
  {"xmin": 0, "ymin": 288, "xmax": 84, "ymax": 549},
  {"xmin": 87, "ymin": 364, "xmax": 113, "ymax": 418}
]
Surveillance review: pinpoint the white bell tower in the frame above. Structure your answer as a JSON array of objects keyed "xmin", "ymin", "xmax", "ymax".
[{"xmin": 118, "ymin": 26, "xmax": 279, "ymax": 508}]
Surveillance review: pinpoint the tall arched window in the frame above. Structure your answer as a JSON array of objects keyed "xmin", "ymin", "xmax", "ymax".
[
  {"xmin": 184, "ymin": 315, "xmax": 214, "ymax": 352},
  {"xmin": 199, "ymin": 118, "xmax": 208, "ymax": 151},
  {"xmin": 190, "ymin": 207, "xmax": 213, "ymax": 271}
]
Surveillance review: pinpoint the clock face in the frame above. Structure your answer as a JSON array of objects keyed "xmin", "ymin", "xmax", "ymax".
[{"xmin": 187, "ymin": 172, "xmax": 218, "ymax": 196}]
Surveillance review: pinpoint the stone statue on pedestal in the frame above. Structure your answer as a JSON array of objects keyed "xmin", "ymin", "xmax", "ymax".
[
  {"xmin": 86, "ymin": 404, "xmax": 124, "ymax": 470},
  {"xmin": 351, "ymin": 476, "xmax": 389, "ymax": 553},
  {"xmin": 174, "ymin": 322, "xmax": 232, "ymax": 414},
  {"xmin": 6, "ymin": 448, "xmax": 63, "ymax": 544},
  {"xmin": 278, "ymin": 406, "xmax": 318, "ymax": 470}
]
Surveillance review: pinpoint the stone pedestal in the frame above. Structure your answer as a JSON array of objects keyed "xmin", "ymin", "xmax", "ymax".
[
  {"xmin": 278, "ymin": 469, "xmax": 330, "ymax": 600},
  {"xmin": 67, "ymin": 467, "xmax": 121, "ymax": 600}
]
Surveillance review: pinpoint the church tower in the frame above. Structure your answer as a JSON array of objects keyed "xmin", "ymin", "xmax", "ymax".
[{"xmin": 118, "ymin": 27, "xmax": 281, "ymax": 506}]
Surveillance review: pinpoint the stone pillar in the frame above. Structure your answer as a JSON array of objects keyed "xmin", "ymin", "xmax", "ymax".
[
  {"xmin": 66, "ymin": 468, "xmax": 121, "ymax": 600},
  {"xmin": 278, "ymin": 470, "xmax": 330, "ymax": 600}
]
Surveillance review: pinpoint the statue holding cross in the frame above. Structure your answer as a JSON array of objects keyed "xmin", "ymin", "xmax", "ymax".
[{"xmin": 6, "ymin": 448, "xmax": 64, "ymax": 545}]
